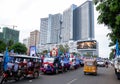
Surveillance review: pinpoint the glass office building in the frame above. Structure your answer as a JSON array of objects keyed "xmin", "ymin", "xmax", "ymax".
[
  {"xmin": 0, "ymin": 32, "xmax": 3, "ymax": 40},
  {"xmin": 40, "ymin": 18, "xmax": 48, "ymax": 45},
  {"xmin": 73, "ymin": 1, "xmax": 94, "ymax": 40},
  {"xmin": 62, "ymin": 4, "xmax": 77, "ymax": 42},
  {"xmin": 2, "ymin": 27, "xmax": 19, "ymax": 43},
  {"xmin": 73, "ymin": 1, "xmax": 95, "ymax": 56},
  {"xmin": 40, "ymin": 1, "xmax": 94, "ymax": 44},
  {"xmin": 40, "ymin": 13, "xmax": 62, "ymax": 44},
  {"xmin": 49, "ymin": 14, "xmax": 62, "ymax": 44}
]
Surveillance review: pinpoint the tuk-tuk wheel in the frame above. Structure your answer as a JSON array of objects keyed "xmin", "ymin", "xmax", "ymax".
[
  {"xmin": 117, "ymin": 77, "xmax": 120, "ymax": 80},
  {"xmin": 94, "ymin": 73, "xmax": 97, "ymax": 76},
  {"xmin": 0, "ymin": 77, "xmax": 7, "ymax": 84},
  {"xmin": 55, "ymin": 69, "xmax": 58, "ymax": 74},
  {"xmin": 61, "ymin": 68, "xmax": 64, "ymax": 73},
  {"xmin": 33, "ymin": 71, "xmax": 39, "ymax": 78},
  {"xmin": 15, "ymin": 77, "xmax": 20, "ymax": 81},
  {"xmin": 84, "ymin": 72, "xmax": 86, "ymax": 75},
  {"xmin": 117, "ymin": 75, "xmax": 120, "ymax": 80},
  {"xmin": 64, "ymin": 68, "xmax": 68, "ymax": 72}
]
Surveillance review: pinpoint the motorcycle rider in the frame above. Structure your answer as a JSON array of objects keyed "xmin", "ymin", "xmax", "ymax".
[
  {"xmin": 105, "ymin": 61, "xmax": 108, "ymax": 68},
  {"xmin": 27, "ymin": 59, "xmax": 33, "ymax": 71},
  {"xmin": 7, "ymin": 60, "xmax": 14, "ymax": 76},
  {"xmin": 14, "ymin": 60, "xmax": 19, "ymax": 72},
  {"xmin": 7, "ymin": 60, "xmax": 14, "ymax": 70}
]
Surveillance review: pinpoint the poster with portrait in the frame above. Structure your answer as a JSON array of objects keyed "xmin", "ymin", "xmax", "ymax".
[{"xmin": 30, "ymin": 46, "xmax": 36, "ymax": 56}]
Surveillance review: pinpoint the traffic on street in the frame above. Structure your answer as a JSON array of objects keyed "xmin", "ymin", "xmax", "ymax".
[
  {"xmin": 0, "ymin": 48, "xmax": 120, "ymax": 84},
  {"xmin": 1, "ymin": 66, "xmax": 119, "ymax": 84},
  {"xmin": 0, "ymin": 0, "xmax": 120, "ymax": 84}
]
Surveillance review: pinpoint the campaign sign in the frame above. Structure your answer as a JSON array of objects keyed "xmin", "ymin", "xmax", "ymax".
[{"xmin": 30, "ymin": 46, "xmax": 36, "ymax": 56}]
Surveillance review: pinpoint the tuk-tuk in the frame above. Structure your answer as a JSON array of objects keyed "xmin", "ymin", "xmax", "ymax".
[
  {"xmin": 10, "ymin": 55, "xmax": 40, "ymax": 78},
  {"xmin": 0, "ymin": 54, "xmax": 40, "ymax": 84},
  {"xmin": 83, "ymin": 59, "xmax": 97, "ymax": 75}
]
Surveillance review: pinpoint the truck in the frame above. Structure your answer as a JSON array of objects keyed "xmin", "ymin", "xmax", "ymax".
[{"xmin": 113, "ymin": 56, "xmax": 120, "ymax": 80}]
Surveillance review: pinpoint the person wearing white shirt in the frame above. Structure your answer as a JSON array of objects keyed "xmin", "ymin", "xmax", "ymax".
[{"xmin": 7, "ymin": 62, "xmax": 14, "ymax": 70}]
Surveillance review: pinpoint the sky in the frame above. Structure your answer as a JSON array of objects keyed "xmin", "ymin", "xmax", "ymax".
[{"xmin": 0, "ymin": 0, "xmax": 111, "ymax": 58}]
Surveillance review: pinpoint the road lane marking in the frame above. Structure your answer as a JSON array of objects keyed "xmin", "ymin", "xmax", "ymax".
[{"xmin": 67, "ymin": 78, "xmax": 77, "ymax": 84}]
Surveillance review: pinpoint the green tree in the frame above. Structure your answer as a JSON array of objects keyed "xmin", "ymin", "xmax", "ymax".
[
  {"xmin": 42, "ymin": 50, "xmax": 48, "ymax": 54},
  {"xmin": 59, "ymin": 44, "xmax": 65, "ymax": 54},
  {"xmin": 0, "ymin": 40, "xmax": 6, "ymax": 53},
  {"xmin": 93, "ymin": 0, "xmax": 120, "ymax": 45},
  {"xmin": 7, "ymin": 40, "xmax": 14, "ymax": 46},
  {"xmin": 10, "ymin": 42, "xmax": 27, "ymax": 54},
  {"xmin": 7, "ymin": 40, "xmax": 14, "ymax": 51},
  {"xmin": 109, "ymin": 48, "xmax": 117, "ymax": 60},
  {"xmin": 64, "ymin": 44, "xmax": 69, "ymax": 53},
  {"xmin": 93, "ymin": 0, "xmax": 120, "ymax": 58}
]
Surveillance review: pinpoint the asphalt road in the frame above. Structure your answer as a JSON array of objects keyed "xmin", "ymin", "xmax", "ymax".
[{"xmin": 4, "ymin": 66, "xmax": 120, "ymax": 84}]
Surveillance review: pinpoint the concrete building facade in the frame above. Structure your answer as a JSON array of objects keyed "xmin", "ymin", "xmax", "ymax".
[
  {"xmin": 30, "ymin": 30, "xmax": 40, "ymax": 47},
  {"xmin": 23, "ymin": 37, "xmax": 30, "ymax": 49}
]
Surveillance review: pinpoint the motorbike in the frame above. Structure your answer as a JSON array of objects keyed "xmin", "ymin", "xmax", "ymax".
[
  {"xmin": 0, "ymin": 68, "xmax": 23, "ymax": 84},
  {"xmin": 105, "ymin": 64, "xmax": 108, "ymax": 68},
  {"xmin": 105, "ymin": 61, "xmax": 109, "ymax": 68}
]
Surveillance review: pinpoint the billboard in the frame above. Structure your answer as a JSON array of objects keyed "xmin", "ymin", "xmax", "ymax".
[
  {"xmin": 30, "ymin": 46, "xmax": 36, "ymax": 56},
  {"xmin": 77, "ymin": 40, "xmax": 97, "ymax": 49}
]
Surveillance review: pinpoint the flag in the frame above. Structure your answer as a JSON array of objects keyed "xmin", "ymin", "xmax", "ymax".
[
  {"xmin": 58, "ymin": 49, "xmax": 62, "ymax": 56},
  {"xmin": 3, "ymin": 48, "xmax": 10, "ymax": 71},
  {"xmin": 115, "ymin": 40, "xmax": 120, "ymax": 56},
  {"xmin": 10, "ymin": 49, "xmax": 14, "ymax": 54}
]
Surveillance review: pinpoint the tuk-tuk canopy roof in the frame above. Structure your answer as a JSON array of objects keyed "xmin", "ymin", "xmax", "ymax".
[
  {"xmin": 84, "ymin": 58, "xmax": 96, "ymax": 62},
  {"xmin": 10, "ymin": 55, "xmax": 39, "ymax": 59}
]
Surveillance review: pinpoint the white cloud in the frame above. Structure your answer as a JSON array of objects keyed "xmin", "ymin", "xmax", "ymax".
[{"xmin": 0, "ymin": 0, "xmax": 111, "ymax": 58}]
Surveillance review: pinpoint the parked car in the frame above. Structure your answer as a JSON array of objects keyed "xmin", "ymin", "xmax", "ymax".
[
  {"xmin": 113, "ymin": 57, "xmax": 120, "ymax": 80},
  {"xmin": 41, "ymin": 57, "xmax": 64, "ymax": 74},
  {"xmin": 97, "ymin": 60, "xmax": 105, "ymax": 67}
]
